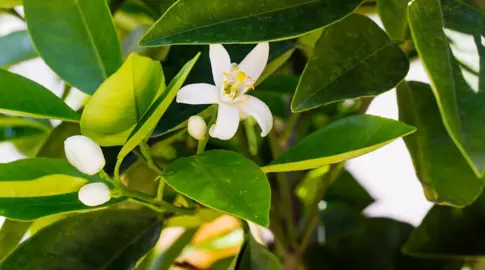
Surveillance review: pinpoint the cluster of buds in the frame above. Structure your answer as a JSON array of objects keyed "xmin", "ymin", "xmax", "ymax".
[{"xmin": 64, "ymin": 135, "xmax": 110, "ymax": 207}]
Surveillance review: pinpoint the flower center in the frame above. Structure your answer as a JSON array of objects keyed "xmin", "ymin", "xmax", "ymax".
[{"xmin": 221, "ymin": 63, "xmax": 255, "ymax": 100}]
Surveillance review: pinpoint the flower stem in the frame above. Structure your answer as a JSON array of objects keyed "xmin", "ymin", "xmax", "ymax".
[
  {"xmin": 123, "ymin": 189, "xmax": 197, "ymax": 215},
  {"xmin": 196, "ymin": 105, "xmax": 217, "ymax": 154},
  {"xmin": 139, "ymin": 142, "xmax": 163, "ymax": 175}
]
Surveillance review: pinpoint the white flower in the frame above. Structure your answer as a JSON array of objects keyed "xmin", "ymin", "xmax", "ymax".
[
  {"xmin": 78, "ymin": 182, "xmax": 111, "ymax": 207},
  {"xmin": 188, "ymin": 115, "xmax": 207, "ymax": 140},
  {"xmin": 176, "ymin": 43, "xmax": 273, "ymax": 140},
  {"xmin": 64, "ymin": 135, "xmax": 106, "ymax": 175}
]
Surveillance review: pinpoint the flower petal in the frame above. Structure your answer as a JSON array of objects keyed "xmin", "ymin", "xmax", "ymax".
[
  {"xmin": 238, "ymin": 43, "xmax": 269, "ymax": 82},
  {"xmin": 210, "ymin": 44, "xmax": 232, "ymax": 88},
  {"xmin": 209, "ymin": 103, "xmax": 240, "ymax": 140},
  {"xmin": 176, "ymin": 83, "xmax": 219, "ymax": 105},
  {"xmin": 236, "ymin": 95, "xmax": 273, "ymax": 137}
]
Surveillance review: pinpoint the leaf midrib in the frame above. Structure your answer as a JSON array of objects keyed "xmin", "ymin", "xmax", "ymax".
[{"xmin": 73, "ymin": 0, "xmax": 108, "ymax": 80}]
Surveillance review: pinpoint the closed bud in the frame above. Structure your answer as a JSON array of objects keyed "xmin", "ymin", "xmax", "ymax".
[
  {"xmin": 78, "ymin": 182, "xmax": 111, "ymax": 206},
  {"xmin": 64, "ymin": 135, "xmax": 106, "ymax": 175},
  {"xmin": 188, "ymin": 115, "xmax": 207, "ymax": 140}
]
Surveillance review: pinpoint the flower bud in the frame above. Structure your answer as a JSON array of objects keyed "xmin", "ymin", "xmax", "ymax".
[
  {"xmin": 64, "ymin": 135, "xmax": 106, "ymax": 175},
  {"xmin": 188, "ymin": 115, "xmax": 207, "ymax": 140},
  {"xmin": 78, "ymin": 182, "xmax": 111, "ymax": 206}
]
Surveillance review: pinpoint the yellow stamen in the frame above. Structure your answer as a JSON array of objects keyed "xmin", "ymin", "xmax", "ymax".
[{"xmin": 230, "ymin": 63, "xmax": 239, "ymax": 72}]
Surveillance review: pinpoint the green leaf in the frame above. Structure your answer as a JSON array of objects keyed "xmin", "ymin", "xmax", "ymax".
[
  {"xmin": 0, "ymin": 194, "xmax": 124, "ymax": 221},
  {"xmin": 397, "ymin": 81, "xmax": 484, "ymax": 206},
  {"xmin": 0, "ymin": 70, "xmax": 80, "ymax": 122},
  {"xmin": 24, "ymin": 0, "xmax": 123, "ymax": 95},
  {"xmin": 140, "ymin": 0, "xmax": 364, "ymax": 46},
  {"xmin": 0, "ymin": 220, "xmax": 31, "ymax": 260},
  {"xmin": 0, "ymin": 31, "xmax": 36, "ymax": 67},
  {"xmin": 0, "ymin": 158, "xmax": 124, "ymax": 220},
  {"xmin": 0, "ymin": 115, "xmax": 51, "ymax": 143},
  {"xmin": 117, "ymin": 53, "xmax": 200, "ymax": 160},
  {"xmin": 263, "ymin": 115, "xmax": 415, "ymax": 173},
  {"xmin": 403, "ymin": 192, "xmax": 485, "ymax": 258},
  {"xmin": 0, "ymin": 0, "xmax": 21, "ymax": 7},
  {"xmin": 163, "ymin": 150, "xmax": 271, "ymax": 227},
  {"xmin": 81, "ymin": 53, "xmax": 165, "ymax": 146},
  {"xmin": 230, "ymin": 233, "xmax": 282, "ymax": 270},
  {"xmin": 2, "ymin": 209, "xmax": 162, "ymax": 269},
  {"xmin": 291, "ymin": 14, "xmax": 409, "ymax": 112},
  {"xmin": 408, "ymin": 0, "xmax": 485, "ymax": 176},
  {"xmin": 377, "ymin": 0, "xmax": 409, "ymax": 40},
  {"xmin": 0, "ymin": 158, "xmax": 107, "ymax": 198}
]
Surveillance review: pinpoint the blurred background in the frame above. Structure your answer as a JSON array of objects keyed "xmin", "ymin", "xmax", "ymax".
[{"xmin": 0, "ymin": 6, "xmax": 434, "ymax": 268}]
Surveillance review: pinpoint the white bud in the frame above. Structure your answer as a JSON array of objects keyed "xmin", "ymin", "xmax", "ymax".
[
  {"xmin": 64, "ymin": 135, "xmax": 106, "ymax": 175},
  {"xmin": 78, "ymin": 182, "xmax": 111, "ymax": 207},
  {"xmin": 188, "ymin": 115, "xmax": 207, "ymax": 140}
]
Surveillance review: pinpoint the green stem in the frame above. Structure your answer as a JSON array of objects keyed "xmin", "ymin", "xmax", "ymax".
[
  {"xmin": 139, "ymin": 142, "xmax": 163, "ymax": 175},
  {"xmin": 244, "ymin": 119, "xmax": 259, "ymax": 156},
  {"xmin": 268, "ymin": 130, "xmax": 297, "ymax": 250},
  {"xmin": 196, "ymin": 137, "xmax": 208, "ymax": 154},
  {"xmin": 297, "ymin": 163, "xmax": 343, "ymax": 255},
  {"xmin": 196, "ymin": 105, "xmax": 217, "ymax": 154},
  {"xmin": 123, "ymin": 188, "xmax": 197, "ymax": 215}
]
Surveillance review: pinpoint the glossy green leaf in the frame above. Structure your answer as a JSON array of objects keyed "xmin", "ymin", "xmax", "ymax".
[
  {"xmin": 2, "ymin": 209, "xmax": 162, "ymax": 269},
  {"xmin": 0, "ymin": 69, "xmax": 80, "ymax": 122},
  {"xmin": 408, "ymin": 0, "xmax": 485, "ymax": 176},
  {"xmin": 0, "ymin": 158, "xmax": 124, "ymax": 220},
  {"xmin": 0, "ymin": 31, "xmax": 36, "ymax": 67},
  {"xmin": 0, "ymin": 0, "xmax": 21, "ymax": 7},
  {"xmin": 162, "ymin": 150, "xmax": 271, "ymax": 227},
  {"xmin": 0, "ymin": 158, "xmax": 106, "ymax": 198},
  {"xmin": 140, "ymin": 0, "xmax": 364, "ymax": 46},
  {"xmin": 377, "ymin": 0, "xmax": 409, "ymax": 40},
  {"xmin": 24, "ymin": 0, "xmax": 123, "ymax": 95},
  {"xmin": 81, "ymin": 53, "xmax": 165, "ymax": 146},
  {"xmin": 263, "ymin": 115, "xmax": 415, "ymax": 173},
  {"xmin": 0, "ymin": 115, "xmax": 51, "ymax": 142},
  {"xmin": 397, "ymin": 81, "xmax": 484, "ymax": 206},
  {"xmin": 304, "ymin": 218, "xmax": 463, "ymax": 270},
  {"xmin": 291, "ymin": 14, "xmax": 409, "ymax": 112},
  {"xmin": 0, "ymin": 194, "xmax": 125, "ymax": 221},
  {"xmin": 36, "ymin": 122, "xmax": 81, "ymax": 159},
  {"xmin": 117, "ymin": 53, "xmax": 200, "ymax": 159},
  {"xmin": 403, "ymin": 192, "xmax": 485, "ymax": 258},
  {"xmin": 230, "ymin": 233, "xmax": 282, "ymax": 270},
  {"xmin": 0, "ymin": 220, "xmax": 31, "ymax": 260},
  {"xmin": 151, "ymin": 42, "xmax": 294, "ymax": 138},
  {"xmin": 140, "ymin": 0, "xmax": 177, "ymax": 17}
]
